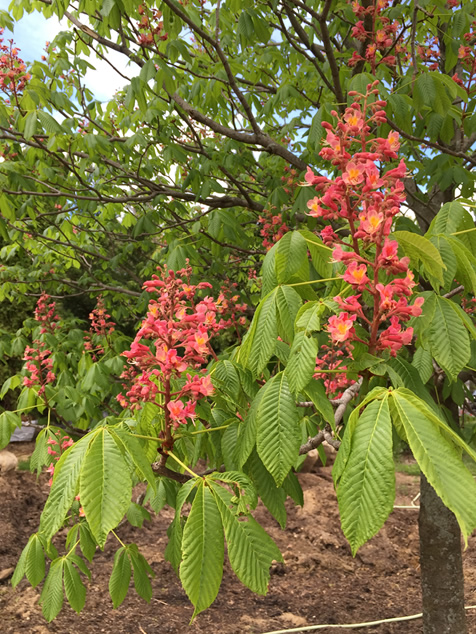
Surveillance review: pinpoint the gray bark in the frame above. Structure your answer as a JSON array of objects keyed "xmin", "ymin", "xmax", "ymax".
[{"xmin": 418, "ymin": 474, "xmax": 467, "ymax": 634}]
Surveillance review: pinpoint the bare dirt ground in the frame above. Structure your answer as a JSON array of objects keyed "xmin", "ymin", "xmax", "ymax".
[{"xmin": 1, "ymin": 442, "xmax": 475, "ymax": 634}]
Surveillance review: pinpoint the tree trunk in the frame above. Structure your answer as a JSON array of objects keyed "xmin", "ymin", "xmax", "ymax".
[{"xmin": 419, "ymin": 474, "xmax": 467, "ymax": 634}]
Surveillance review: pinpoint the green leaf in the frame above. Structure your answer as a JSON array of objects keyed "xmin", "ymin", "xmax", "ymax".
[
  {"xmin": 412, "ymin": 347, "xmax": 433, "ymax": 384},
  {"xmin": 295, "ymin": 301, "xmax": 322, "ymax": 334},
  {"xmin": 275, "ymin": 285, "xmax": 302, "ymax": 343},
  {"xmin": 303, "ymin": 379, "xmax": 335, "ymax": 427},
  {"xmin": 299, "ymin": 230, "xmax": 333, "ymax": 278},
  {"xmin": 256, "ymin": 372, "xmax": 301, "ymax": 486},
  {"xmin": 109, "ymin": 547, "xmax": 131, "ymax": 609},
  {"xmin": 25, "ymin": 534, "xmax": 45, "ymax": 588},
  {"xmin": 428, "ymin": 200, "xmax": 471, "ymax": 236},
  {"xmin": 275, "ymin": 231, "xmax": 308, "ymax": 284},
  {"xmin": 282, "ymin": 470, "xmax": 304, "ymax": 506},
  {"xmin": 212, "ymin": 360, "xmax": 241, "ymax": 400},
  {"xmin": 23, "ymin": 111, "xmax": 37, "ymax": 140},
  {"xmin": 428, "ymin": 295, "xmax": 470, "ymax": 380},
  {"xmin": 179, "ymin": 482, "xmax": 224, "ymax": 618},
  {"xmin": 126, "ymin": 502, "xmax": 151, "ymax": 528},
  {"xmin": 248, "ymin": 289, "xmax": 277, "ymax": 376},
  {"xmin": 12, "ymin": 538, "xmax": 30, "ymax": 588},
  {"xmin": 63, "ymin": 560, "xmax": 86, "ymax": 614},
  {"xmin": 129, "ymin": 545, "xmax": 154, "ymax": 603},
  {"xmin": 111, "ymin": 428, "xmax": 157, "ymax": 491},
  {"xmin": 37, "ymin": 110, "xmax": 64, "ymax": 134},
  {"xmin": 39, "ymin": 433, "xmax": 91, "ymax": 540},
  {"xmin": 413, "ymin": 72, "xmax": 436, "ymax": 110},
  {"xmin": 39, "ymin": 559, "xmax": 65, "ymax": 622},
  {"xmin": 393, "ymin": 231, "xmax": 445, "ymax": 285},
  {"xmin": 0, "ymin": 410, "xmax": 21, "ymax": 449},
  {"xmin": 390, "ymin": 390, "xmax": 476, "ymax": 541},
  {"xmin": 333, "ymin": 387, "xmax": 389, "ymax": 486},
  {"xmin": 237, "ymin": 381, "xmax": 268, "ymax": 467},
  {"xmin": 261, "ymin": 243, "xmax": 279, "ymax": 296},
  {"xmin": 446, "ymin": 238, "xmax": 476, "ymax": 295},
  {"xmin": 212, "ymin": 484, "xmax": 283, "ymax": 595},
  {"xmin": 285, "ymin": 331, "xmax": 318, "ymax": 395},
  {"xmin": 79, "ymin": 523, "xmax": 97, "ymax": 563},
  {"xmin": 221, "ymin": 422, "xmax": 239, "ymax": 470},
  {"xmin": 337, "ymin": 396, "xmax": 395, "ymax": 555},
  {"xmin": 245, "ymin": 450, "xmax": 287, "ymax": 528},
  {"xmin": 79, "ymin": 429, "xmax": 132, "ymax": 548}
]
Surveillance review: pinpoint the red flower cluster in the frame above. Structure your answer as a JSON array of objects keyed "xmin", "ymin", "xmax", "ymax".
[
  {"xmin": 137, "ymin": 3, "xmax": 168, "ymax": 45},
  {"xmin": 216, "ymin": 283, "xmax": 248, "ymax": 329},
  {"xmin": 34, "ymin": 292, "xmax": 60, "ymax": 334},
  {"xmin": 349, "ymin": 0, "xmax": 401, "ymax": 71},
  {"xmin": 456, "ymin": 22, "xmax": 476, "ymax": 95},
  {"xmin": 314, "ymin": 344, "xmax": 355, "ymax": 398},
  {"xmin": 118, "ymin": 265, "xmax": 232, "ymax": 427},
  {"xmin": 23, "ymin": 294, "xmax": 59, "ymax": 396},
  {"xmin": 84, "ymin": 295, "xmax": 115, "ymax": 360},
  {"xmin": 0, "ymin": 30, "xmax": 30, "ymax": 97},
  {"xmin": 258, "ymin": 210, "xmax": 289, "ymax": 250},
  {"xmin": 23, "ymin": 345, "xmax": 55, "ymax": 395},
  {"xmin": 305, "ymin": 83, "xmax": 423, "ymax": 357},
  {"xmin": 281, "ymin": 165, "xmax": 299, "ymax": 195}
]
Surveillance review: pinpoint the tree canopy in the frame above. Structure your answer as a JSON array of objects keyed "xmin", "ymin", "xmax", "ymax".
[
  {"xmin": 1, "ymin": 0, "xmax": 475, "ymax": 312},
  {"xmin": 1, "ymin": 0, "xmax": 476, "ymax": 630}
]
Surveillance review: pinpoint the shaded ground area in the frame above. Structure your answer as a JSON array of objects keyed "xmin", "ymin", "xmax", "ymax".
[{"xmin": 1, "ymin": 442, "xmax": 476, "ymax": 634}]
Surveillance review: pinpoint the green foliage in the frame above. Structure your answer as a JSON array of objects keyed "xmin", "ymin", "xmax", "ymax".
[{"xmin": 3, "ymin": 0, "xmax": 476, "ymax": 623}]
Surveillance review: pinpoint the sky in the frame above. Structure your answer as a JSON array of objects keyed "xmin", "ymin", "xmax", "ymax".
[{"xmin": 4, "ymin": 8, "xmax": 129, "ymax": 102}]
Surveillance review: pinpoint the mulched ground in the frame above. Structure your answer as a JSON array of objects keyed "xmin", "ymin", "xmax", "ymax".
[{"xmin": 1, "ymin": 442, "xmax": 475, "ymax": 634}]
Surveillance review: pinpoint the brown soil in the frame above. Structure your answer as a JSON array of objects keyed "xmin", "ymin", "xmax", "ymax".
[{"xmin": 1, "ymin": 443, "xmax": 476, "ymax": 634}]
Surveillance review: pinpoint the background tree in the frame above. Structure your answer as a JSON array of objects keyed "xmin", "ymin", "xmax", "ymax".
[{"xmin": 1, "ymin": 0, "xmax": 476, "ymax": 632}]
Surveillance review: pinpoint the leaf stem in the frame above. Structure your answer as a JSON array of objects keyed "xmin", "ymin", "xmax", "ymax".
[
  {"xmin": 167, "ymin": 451, "xmax": 200, "ymax": 478},
  {"xmin": 287, "ymin": 276, "xmax": 340, "ymax": 287},
  {"xmin": 111, "ymin": 529, "xmax": 126, "ymax": 548}
]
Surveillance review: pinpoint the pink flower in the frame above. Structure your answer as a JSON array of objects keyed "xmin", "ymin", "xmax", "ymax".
[
  {"xmin": 167, "ymin": 399, "xmax": 184, "ymax": 420},
  {"xmin": 328, "ymin": 312, "xmax": 357, "ymax": 343},
  {"xmin": 342, "ymin": 262, "xmax": 369, "ymax": 288}
]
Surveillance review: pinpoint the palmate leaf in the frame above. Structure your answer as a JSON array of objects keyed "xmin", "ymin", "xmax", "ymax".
[
  {"xmin": 39, "ymin": 432, "xmax": 91, "ymax": 540},
  {"xmin": 428, "ymin": 295, "xmax": 470, "ymax": 380},
  {"xmin": 285, "ymin": 330, "xmax": 318, "ymax": 395},
  {"xmin": 337, "ymin": 396, "xmax": 395, "ymax": 555},
  {"xmin": 256, "ymin": 372, "xmax": 301, "ymax": 486},
  {"xmin": 211, "ymin": 484, "xmax": 283, "ymax": 595},
  {"xmin": 79, "ymin": 429, "xmax": 132, "ymax": 548},
  {"xmin": 179, "ymin": 482, "xmax": 224, "ymax": 618},
  {"xmin": 390, "ymin": 389, "xmax": 476, "ymax": 541}
]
